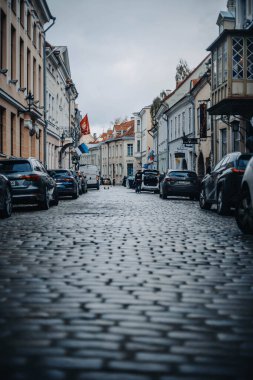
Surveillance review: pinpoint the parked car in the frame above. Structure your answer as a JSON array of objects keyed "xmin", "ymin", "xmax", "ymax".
[
  {"xmin": 199, "ymin": 152, "xmax": 252, "ymax": 215},
  {"xmin": 141, "ymin": 169, "xmax": 160, "ymax": 193},
  {"xmin": 70, "ymin": 170, "xmax": 83, "ymax": 195},
  {"xmin": 126, "ymin": 175, "xmax": 135, "ymax": 189},
  {"xmin": 235, "ymin": 156, "xmax": 253, "ymax": 234},
  {"xmin": 0, "ymin": 174, "xmax": 12, "ymax": 218},
  {"xmin": 0, "ymin": 158, "xmax": 58, "ymax": 210},
  {"xmin": 48, "ymin": 169, "xmax": 79, "ymax": 199},
  {"xmin": 79, "ymin": 164, "xmax": 100, "ymax": 190},
  {"xmin": 76, "ymin": 171, "xmax": 88, "ymax": 193},
  {"xmin": 160, "ymin": 170, "xmax": 200, "ymax": 200}
]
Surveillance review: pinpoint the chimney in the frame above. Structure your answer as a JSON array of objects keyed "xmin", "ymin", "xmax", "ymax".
[{"xmin": 227, "ymin": 0, "xmax": 236, "ymax": 12}]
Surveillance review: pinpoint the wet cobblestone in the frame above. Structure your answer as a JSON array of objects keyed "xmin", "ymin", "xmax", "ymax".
[{"xmin": 0, "ymin": 187, "xmax": 253, "ymax": 379}]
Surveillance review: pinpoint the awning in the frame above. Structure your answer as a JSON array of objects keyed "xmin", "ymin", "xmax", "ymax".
[{"xmin": 208, "ymin": 98, "xmax": 253, "ymax": 116}]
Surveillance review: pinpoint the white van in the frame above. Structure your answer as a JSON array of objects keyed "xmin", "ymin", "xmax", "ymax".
[{"xmin": 79, "ymin": 164, "xmax": 100, "ymax": 190}]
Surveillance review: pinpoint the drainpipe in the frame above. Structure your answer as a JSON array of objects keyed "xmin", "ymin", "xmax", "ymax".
[{"xmin": 43, "ymin": 17, "xmax": 56, "ymax": 168}]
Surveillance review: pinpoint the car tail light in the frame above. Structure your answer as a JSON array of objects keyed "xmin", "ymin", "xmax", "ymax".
[
  {"xmin": 19, "ymin": 174, "xmax": 40, "ymax": 181},
  {"xmin": 231, "ymin": 168, "xmax": 245, "ymax": 174},
  {"xmin": 63, "ymin": 178, "xmax": 74, "ymax": 182},
  {"xmin": 165, "ymin": 177, "xmax": 175, "ymax": 183}
]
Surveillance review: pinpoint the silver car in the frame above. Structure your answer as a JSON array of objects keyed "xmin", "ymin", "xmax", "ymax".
[{"xmin": 235, "ymin": 156, "xmax": 253, "ymax": 234}]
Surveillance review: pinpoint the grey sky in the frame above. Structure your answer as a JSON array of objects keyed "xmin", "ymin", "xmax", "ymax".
[{"xmin": 46, "ymin": 0, "xmax": 228, "ymax": 135}]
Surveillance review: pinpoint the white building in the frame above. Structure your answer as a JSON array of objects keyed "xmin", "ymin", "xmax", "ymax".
[
  {"xmin": 46, "ymin": 44, "xmax": 78, "ymax": 169},
  {"xmin": 133, "ymin": 106, "xmax": 153, "ymax": 170}
]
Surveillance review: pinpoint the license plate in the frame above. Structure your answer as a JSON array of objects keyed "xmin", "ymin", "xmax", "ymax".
[
  {"xmin": 175, "ymin": 181, "xmax": 191, "ymax": 185},
  {"xmin": 10, "ymin": 180, "xmax": 16, "ymax": 186}
]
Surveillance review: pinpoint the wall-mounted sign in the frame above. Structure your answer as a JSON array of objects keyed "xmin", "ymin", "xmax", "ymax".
[
  {"xmin": 182, "ymin": 137, "xmax": 198, "ymax": 145},
  {"xmin": 175, "ymin": 152, "xmax": 185, "ymax": 158}
]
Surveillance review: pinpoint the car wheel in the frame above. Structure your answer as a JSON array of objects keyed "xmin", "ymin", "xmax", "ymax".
[
  {"xmin": 52, "ymin": 190, "xmax": 59, "ymax": 206},
  {"xmin": 235, "ymin": 187, "xmax": 253, "ymax": 234},
  {"xmin": 39, "ymin": 188, "xmax": 50, "ymax": 210},
  {"xmin": 97, "ymin": 184, "xmax": 100, "ymax": 190},
  {"xmin": 72, "ymin": 187, "xmax": 79, "ymax": 199},
  {"xmin": 0, "ymin": 186, "xmax": 12, "ymax": 218},
  {"xmin": 217, "ymin": 187, "xmax": 229, "ymax": 215},
  {"xmin": 199, "ymin": 187, "xmax": 211, "ymax": 210}
]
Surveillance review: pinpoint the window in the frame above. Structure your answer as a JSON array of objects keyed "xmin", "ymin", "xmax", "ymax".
[
  {"xmin": 137, "ymin": 119, "xmax": 140, "ymax": 132},
  {"xmin": 212, "ymin": 49, "xmax": 217, "ymax": 89},
  {"xmin": 11, "ymin": 25, "xmax": 16, "ymax": 79},
  {"xmin": 182, "ymin": 112, "xmax": 185, "ymax": 134},
  {"xmin": 233, "ymin": 130, "xmax": 240, "ymax": 151},
  {"xmin": 223, "ymin": 40, "xmax": 228, "ymax": 82},
  {"xmin": 137, "ymin": 140, "xmax": 141, "ymax": 152},
  {"xmin": 175, "ymin": 117, "xmax": 177, "ymax": 138},
  {"xmin": 20, "ymin": 118, "xmax": 23, "ymax": 157},
  {"xmin": 38, "ymin": 33, "xmax": 42, "ymax": 55},
  {"xmin": 0, "ymin": 106, "xmax": 5, "ymax": 154},
  {"xmin": 19, "ymin": 38, "xmax": 24, "ymax": 87},
  {"xmin": 11, "ymin": 0, "xmax": 16, "ymax": 14},
  {"xmin": 27, "ymin": 48, "xmax": 31, "ymax": 91},
  {"xmin": 33, "ymin": 22, "xmax": 36, "ymax": 47},
  {"xmin": 218, "ymin": 45, "xmax": 222, "ymax": 85},
  {"xmin": 38, "ymin": 65, "xmax": 42, "ymax": 103},
  {"xmin": 27, "ymin": 11, "xmax": 31, "ymax": 38},
  {"xmin": 247, "ymin": 37, "xmax": 253, "ymax": 80},
  {"xmin": 232, "ymin": 37, "xmax": 244, "ymax": 79},
  {"xmin": 127, "ymin": 144, "xmax": 133, "ymax": 156},
  {"xmin": 20, "ymin": 0, "xmax": 25, "ymax": 27},
  {"xmin": 11, "ymin": 113, "xmax": 15, "ymax": 156},
  {"xmin": 221, "ymin": 128, "xmax": 227, "ymax": 157},
  {"xmin": 170, "ymin": 119, "xmax": 173, "ymax": 141},
  {"xmin": 127, "ymin": 163, "xmax": 133, "ymax": 176},
  {"xmin": 0, "ymin": 10, "xmax": 7, "ymax": 70},
  {"xmin": 178, "ymin": 114, "xmax": 181, "ymax": 136},
  {"xmin": 33, "ymin": 58, "xmax": 36, "ymax": 98},
  {"xmin": 189, "ymin": 108, "xmax": 192, "ymax": 133}
]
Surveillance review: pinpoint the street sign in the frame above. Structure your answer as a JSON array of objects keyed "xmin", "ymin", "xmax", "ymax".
[{"xmin": 182, "ymin": 137, "xmax": 198, "ymax": 145}]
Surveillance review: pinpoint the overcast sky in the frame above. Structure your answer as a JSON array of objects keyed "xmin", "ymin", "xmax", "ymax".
[{"xmin": 46, "ymin": 0, "xmax": 228, "ymax": 136}]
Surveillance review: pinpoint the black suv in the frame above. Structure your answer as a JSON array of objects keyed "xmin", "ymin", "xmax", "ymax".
[
  {"xmin": 199, "ymin": 152, "xmax": 252, "ymax": 215},
  {"xmin": 0, "ymin": 158, "xmax": 58, "ymax": 210}
]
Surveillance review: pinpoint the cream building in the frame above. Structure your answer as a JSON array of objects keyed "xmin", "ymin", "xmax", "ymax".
[
  {"xmin": 0, "ymin": 0, "xmax": 54, "ymax": 161},
  {"xmin": 133, "ymin": 106, "xmax": 153, "ymax": 170}
]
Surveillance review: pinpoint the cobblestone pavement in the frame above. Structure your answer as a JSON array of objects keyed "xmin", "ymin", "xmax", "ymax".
[{"xmin": 0, "ymin": 186, "xmax": 253, "ymax": 380}]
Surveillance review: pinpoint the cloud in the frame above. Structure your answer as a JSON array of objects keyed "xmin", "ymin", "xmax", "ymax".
[{"xmin": 46, "ymin": 0, "xmax": 228, "ymax": 135}]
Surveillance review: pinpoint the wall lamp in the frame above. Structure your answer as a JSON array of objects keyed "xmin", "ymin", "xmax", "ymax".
[
  {"xmin": 9, "ymin": 79, "xmax": 18, "ymax": 85},
  {"xmin": 0, "ymin": 68, "xmax": 8, "ymax": 75},
  {"xmin": 18, "ymin": 87, "xmax": 26, "ymax": 92}
]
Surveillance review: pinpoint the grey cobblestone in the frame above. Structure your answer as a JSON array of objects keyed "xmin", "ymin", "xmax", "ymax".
[{"xmin": 0, "ymin": 186, "xmax": 253, "ymax": 379}]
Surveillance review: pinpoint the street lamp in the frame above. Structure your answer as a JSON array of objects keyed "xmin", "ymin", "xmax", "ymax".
[{"xmin": 25, "ymin": 91, "xmax": 34, "ymax": 112}]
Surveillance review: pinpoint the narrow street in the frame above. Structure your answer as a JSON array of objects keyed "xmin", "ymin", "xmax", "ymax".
[{"xmin": 0, "ymin": 187, "xmax": 253, "ymax": 380}]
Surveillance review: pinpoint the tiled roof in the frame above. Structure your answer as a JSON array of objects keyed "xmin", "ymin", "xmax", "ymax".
[
  {"xmin": 114, "ymin": 120, "xmax": 134, "ymax": 132},
  {"xmin": 123, "ymin": 124, "xmax": 134, "ymax": 137}
]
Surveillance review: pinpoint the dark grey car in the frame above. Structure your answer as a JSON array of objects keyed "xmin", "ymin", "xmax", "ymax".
[
  {"xmin": 0, "ymin": 173, "xmax": 12, "ymax": 218},
  {"xmin": 0, "ymin": 158, "xmax": 58, "ymax": 210},
  {"xmin": 199, "ymin": 152, "xmax": 252, "ymax": 215},
  {"xmin": 160, "ymin": 170, "xmax": 200, "ymax": 200}
]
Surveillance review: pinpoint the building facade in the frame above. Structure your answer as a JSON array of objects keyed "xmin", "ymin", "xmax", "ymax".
[
  {"xmin": 0, "ymin": 0, "xmax": 54, "ymax": 161},
  {"xmin": 133, "ymin": 106, "xmax": 153, "ymax": 170}
]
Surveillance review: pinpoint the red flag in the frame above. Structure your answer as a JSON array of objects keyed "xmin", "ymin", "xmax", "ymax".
[{"xmin": 80, "ymin": 114, "xmax": 90, "ymax": 135}]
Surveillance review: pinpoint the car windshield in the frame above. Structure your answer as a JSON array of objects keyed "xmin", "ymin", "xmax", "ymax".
[
  {"xmin": 237, "ymin": 155, "xmax": 252, "ymax": 170},
  {"xmin": 48, "ymin": 170, "xmax": 71, "ymax": 178},
  {"xmin": 169, "ymin": 171, "xmax": 197, "ymax": 178},
  {"xmin": 0, "ymin": 161, "xmax": 32, "ymax": 173}
]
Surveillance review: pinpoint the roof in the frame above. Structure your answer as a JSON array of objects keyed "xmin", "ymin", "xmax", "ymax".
[{"xmin": 114, "ymin": 120, "xmax": 134, "ymax": 133}]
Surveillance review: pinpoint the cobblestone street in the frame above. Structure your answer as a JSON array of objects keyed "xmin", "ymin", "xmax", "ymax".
[{"xmin": 0, "ymin": 186, "xmax": 253, "ymax": 380}]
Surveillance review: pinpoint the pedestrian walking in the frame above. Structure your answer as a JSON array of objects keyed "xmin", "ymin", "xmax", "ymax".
[{"xmin": 135, "ymin": 170, "xmax": 142, "ymax": 193}]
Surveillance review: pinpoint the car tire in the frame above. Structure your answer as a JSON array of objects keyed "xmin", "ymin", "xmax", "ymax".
[
  {"xmin": 72, "ymin": 187, "xmax": 79, "ymax": 199},
  {"xmin": 217, "ymin": 187, "xmax": 229, "ymax": 215},
  {"xmin": 235, "ymin": 187, "xmax": 253, "ymax": 234},
  {"xmin": 51, "ymin": 190, "xmax": 59, "ymax": 206},
  {"xmin": 39, "ymin": 188, "xmax": 50, "ymax": 210},
  {"xmin": 199, "ymin": 187, "xmax": 211, "ymax": 210},
  {"xmin": 0, "ymin": 186, "xmax": 12, "ymax": 218},
  {"xmin": 97, "ymin": 184, "xmax": 100, "ymax": 190}
]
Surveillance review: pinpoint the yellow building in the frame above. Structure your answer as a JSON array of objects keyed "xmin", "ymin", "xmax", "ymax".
[{"xmin": 0, "ymin": 0, "xmax": 54, "ymax": 161}]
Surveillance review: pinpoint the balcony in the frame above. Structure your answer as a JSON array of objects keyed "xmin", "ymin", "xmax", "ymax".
[{"xmin": 207, "ymin": 29, "xmax": 253, "ymax": 117}]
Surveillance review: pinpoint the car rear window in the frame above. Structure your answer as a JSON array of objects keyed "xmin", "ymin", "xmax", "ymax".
[
  {"xmin": 237, "ymin": 155, "xmax": 252, "ymax": 170},
  {"xmin": 0, "ymin": 161, "xmax": 32, "ymax": 173},
  {"xmin": 169, "ymin": 171, "xmax": 197, "ymax": 178}
]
